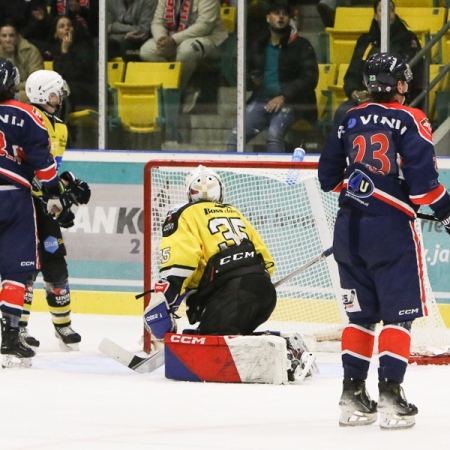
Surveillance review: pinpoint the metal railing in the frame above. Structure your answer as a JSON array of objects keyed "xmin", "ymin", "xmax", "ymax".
[{"xmin": 409, "ymin": 20, "xmax": 450, "ymax": 114}]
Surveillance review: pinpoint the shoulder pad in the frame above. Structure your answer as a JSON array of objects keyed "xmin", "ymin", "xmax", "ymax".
[{"xmin": 162, "ymin": 202, "xmax": 191, "ymax": 237}]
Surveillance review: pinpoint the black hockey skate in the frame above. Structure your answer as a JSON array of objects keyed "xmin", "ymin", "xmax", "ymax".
[
  {"xmin": 339, "ymin": 378, "xmax": 378, "ymax": 427},
  {"xmin": 1, "ymin": 318, "xmax": 35, "ymax": 368},
  {"xmin": 19, "ymin": 326, "xmax": 40, "ymax": 347},
  {"xmin": 378, "ymin": 379, "xmax": 418, "ymax": 430},
  {"xmin": 54, "ymin": 325, "xmax": 81, "ymax": 351}
]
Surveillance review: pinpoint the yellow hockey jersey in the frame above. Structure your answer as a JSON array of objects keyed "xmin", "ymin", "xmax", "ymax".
[
  {"xmin": 159, "ymin": 201, "xmax": 275, "ymax": 294},
  {"xmin": 37, "ymin": 108, "xmax": 68, "ymax": 170}
]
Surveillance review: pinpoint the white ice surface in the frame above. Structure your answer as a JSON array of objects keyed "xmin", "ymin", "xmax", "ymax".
[{"xmin": 3, "ymin": 312, "xmax": 450, "ymax": 450}]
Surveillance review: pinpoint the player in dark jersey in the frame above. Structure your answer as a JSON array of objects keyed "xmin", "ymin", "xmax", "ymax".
[
  {"xmin": 319, "ymin": 52, "xmax": 450, "ymax": 430},
  {"xmin": 0, "ymin": 58, "xmax": 72, "ymax": 367}
]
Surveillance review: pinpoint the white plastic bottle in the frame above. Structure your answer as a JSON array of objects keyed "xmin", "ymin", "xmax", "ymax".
[{"xmin": 286, "ymin": 147, "xmax": 306, "ymax": 185}]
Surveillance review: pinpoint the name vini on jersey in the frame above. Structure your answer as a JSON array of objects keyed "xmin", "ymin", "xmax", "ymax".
[{"xmin": 0, "ymin": 114, "xmax": 24, "ymax": 127}]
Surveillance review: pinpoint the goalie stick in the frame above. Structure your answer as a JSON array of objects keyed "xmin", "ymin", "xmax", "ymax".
[
  {"xmin": 99, "ymin": 338, "xmax": 164, "ymax": 374},
  {"xmin": 273, "ymin": 212, "xmax": 438, "ymax": 288},
  {"xmin": 274, "ymin": 247, "xmax": 334, "ymax": 288}
]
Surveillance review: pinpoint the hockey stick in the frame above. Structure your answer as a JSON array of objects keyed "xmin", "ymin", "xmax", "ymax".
[
  {"xmin": 99, "ymin": 338, "xmax": 164, "ymax": 374},
  {"xmin": 417, "ymin": 212, "xmax": 438, "ymax": 222},
  {"xmin": 274, "ymin": 247, "xmax": 334, "ymax": 288}
]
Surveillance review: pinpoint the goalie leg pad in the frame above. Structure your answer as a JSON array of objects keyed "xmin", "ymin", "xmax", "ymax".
[
  {"xmin": 164, "ymin": 333, "xmax": 288, "ymax": 384},
  {"xmin": 144, "ymin": 292, "xmax": 176, "ymax": 340}
]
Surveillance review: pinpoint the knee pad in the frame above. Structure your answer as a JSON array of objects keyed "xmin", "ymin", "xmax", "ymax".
[{"xmin": 41, "ymin": 258, "xmax": 68, "ymax": 285}]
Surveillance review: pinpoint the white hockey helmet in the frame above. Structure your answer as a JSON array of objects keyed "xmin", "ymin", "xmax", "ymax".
[
  {"xmin": 185, "ymin": 165, "xmax": 224, "ymax": 203},
  {"xmin": 25, "ymin": 69, "xmax": 69, "ymax": 105}
]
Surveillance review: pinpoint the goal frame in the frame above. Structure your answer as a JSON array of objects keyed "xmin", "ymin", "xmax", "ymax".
[
  {"xmin": 142, "ymin": 159, "xmax": 450, "ymax": 364},
  {"xmin": 143, "ymin": 159, "xmax": 318, "ymax": 352}
]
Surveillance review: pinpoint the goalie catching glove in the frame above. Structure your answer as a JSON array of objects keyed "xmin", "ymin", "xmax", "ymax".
[
  {"xmin": 42, "ymin": 181, "xmax": 75, "ymax": 225},
  {"xmin": 59, "ymin": 171, "xmax": 91, "ymax": 205},
  {"xmin": 143, "ymin": 280, "xmax": 188, "ymax": 340}
]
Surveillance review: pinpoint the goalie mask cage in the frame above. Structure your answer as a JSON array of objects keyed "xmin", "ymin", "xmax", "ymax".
[{"xmin": 143, "ymin": 159, "xmax": 450, "ymax": 364}]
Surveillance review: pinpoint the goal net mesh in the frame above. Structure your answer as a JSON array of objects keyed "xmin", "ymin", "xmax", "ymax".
[{"xmin": 144, "ymin": 160, "xmax": 450, "ymax": 358}]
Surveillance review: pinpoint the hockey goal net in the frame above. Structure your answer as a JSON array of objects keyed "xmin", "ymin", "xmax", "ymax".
[{"xmin": 143, "ymin": 159, "xmax": 450, "ymax": 363}]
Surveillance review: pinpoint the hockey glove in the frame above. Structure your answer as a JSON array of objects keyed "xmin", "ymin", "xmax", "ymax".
[
  {"xmin": 57, "ymin": 211, "xmax": 75, "ymax": 228},
  {"xmin": 143, "ymin": 292, "xmax": 177, "ymax": 339},
  {"xmin": 434, "ymin": 205, "xmax": 450, "ymax": 236},
  {"xmin": 60, "ymin": 171, "xmax": 91, "ymax": 205},
  {"xmin": 43, "ymin": 181, "xmax": 74, "ymax": 219}
]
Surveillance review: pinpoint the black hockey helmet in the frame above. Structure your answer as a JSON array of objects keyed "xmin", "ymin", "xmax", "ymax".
[
  {"xmin": 0, "ymin": 58, "xmax": 19, "ymax": 100},
  {"xmin": 363, "ymin": 52, "xmax": 412, "ymax": 93}
]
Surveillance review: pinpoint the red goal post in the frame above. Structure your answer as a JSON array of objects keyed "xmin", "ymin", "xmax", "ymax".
[{"xmin": 143, "ymin": 159, "xmax": 450, "ymax": 364}]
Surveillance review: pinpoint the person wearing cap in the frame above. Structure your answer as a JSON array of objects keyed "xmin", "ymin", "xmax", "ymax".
[{"xmin": 226, "ymin": 0, "xmax": 318, "ymax": 153}]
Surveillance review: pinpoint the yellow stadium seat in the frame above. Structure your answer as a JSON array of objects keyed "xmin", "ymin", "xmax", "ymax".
[
  {"xmin": 328, "ymin": 63, "xmax": 349, "ymax": 118},
  {"xmin": 68, "ymin": 109, "xmax": 99, "ymax": 128},
  {"xmin": 114, "ymin": 84, "xmax": 161, "ymax": 133},
  {"xmin": 221, "ymin": 6, "xmax": 236, "ymax": 33},
  {"xmin": 291, "ymin": 63, "xmax": 338, "ymax": 132},
  {"xmin": 44, "ymin": 61, "xmax": 53, "ymax": 71},
  {"xmin": 317, "ymin": 63, "xmax": 337, "ymax": 122},
  {"xmin": 428, "ymin": 64, "xmax": 450, "ymax": 123},
  {"xmin": 326, "ymin": 7, "xmax": 444, "ymax": 66},
  {"xmin": 108, "ymin": 60, "xmax": 126, "ymax": 86},
  {"xmin": 113, "ymin": 62, "xmax": 182, "ymax": 135},
  {"xmin": 396, "ymin": 7, "xmax": 446, "ymax": 62},
  {"xmin": 326, "ymin": 8, "xmax": 372, "ymax": 67},
  {"xmin": 122, "ymin": 62, "xmax": 181, "ymax": 88}
]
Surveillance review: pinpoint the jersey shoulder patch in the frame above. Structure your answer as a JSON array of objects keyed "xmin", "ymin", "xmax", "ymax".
[{"xmin": 162, "ymin": 202, "xmax": 191, "ymax": 237}]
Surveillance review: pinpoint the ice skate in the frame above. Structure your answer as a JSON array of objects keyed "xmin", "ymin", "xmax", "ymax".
[
  {"xmin": 19, "ymin": 326, "xmax": 40, "ymax": 348},
  {"xmin": 1, "ymin": 318, "xmax": 35, "ymax": 368},
  {"xmin": 378, "ymin": 379, "xmax": 418, "ymax": 430},
  {"xmin": 55, "ymin": 325, "xmax": 81, "ymax": 351},
  {"xmin": 286, "ymin": 333, "xmax": 319, "ymax": 382},
  {"xmin": 339, "ymin": 378, "xmax": 378, "ymax": 427}
]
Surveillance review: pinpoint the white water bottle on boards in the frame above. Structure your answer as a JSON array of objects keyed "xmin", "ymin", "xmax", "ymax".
[{"xmin": 286, "ymin": 147, "xmax": 305, "ymax": 185}]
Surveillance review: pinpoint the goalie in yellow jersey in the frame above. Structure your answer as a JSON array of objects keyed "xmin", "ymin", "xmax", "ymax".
[{"xmin": 145, "ymin": 165, "xmax": 277, "ymax": 338}]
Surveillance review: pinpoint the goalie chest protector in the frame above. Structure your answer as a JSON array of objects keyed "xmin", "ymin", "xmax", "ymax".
[{"xmin": 164, "ymin": 333, "xmax": 288, "ymax": 384}]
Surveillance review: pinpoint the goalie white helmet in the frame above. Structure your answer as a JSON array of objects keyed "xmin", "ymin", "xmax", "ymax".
[
  {"xmin": 25, "ymin": 70, "xmax": 69, "ymax": 105},
  {"xmin": 185, "ymin": 165, "xmax": 224, "ymax": 203}
]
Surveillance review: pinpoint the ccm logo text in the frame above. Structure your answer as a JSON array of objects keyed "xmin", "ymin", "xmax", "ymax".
[
  {"xmin": 170, "ymin": 335, "xmax": 206, "ymax": 344},
  {"xmin": 220, "ymin": 251, "xmax": 255, "ymax": 265},
  {"xmin": 399, "ymin": 309, "xmax": 419, "ymax": 315}
]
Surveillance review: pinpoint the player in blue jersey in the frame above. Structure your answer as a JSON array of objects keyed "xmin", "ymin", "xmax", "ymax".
[
  {"xmin": 0, "ymin": 58, "xmax": 72, "ymax": 367},
  {"xmin": 318, "ymin": 52, "xmax": 450, "ymax": 430}
]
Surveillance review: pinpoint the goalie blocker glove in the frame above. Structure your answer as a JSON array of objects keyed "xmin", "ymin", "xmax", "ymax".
[
  {"xmin": 143, "ymin": 280, "xmax": 186, "ymax": 340},
  {"xmin": 60, "ymin": 171, "xmax": 91, "ymax": 205}
]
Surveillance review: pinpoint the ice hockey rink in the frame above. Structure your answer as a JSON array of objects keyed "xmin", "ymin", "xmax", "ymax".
[{"xmin": 1, "ymin": 312, "xmax": 449, "ymax": 449}]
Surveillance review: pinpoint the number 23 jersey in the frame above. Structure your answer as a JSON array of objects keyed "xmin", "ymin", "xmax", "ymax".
[
  {"xmin": 159, "ymin": 201, "xmax": 275, "ymax": 292},
  {"xmin": 318, "ymin": 101, "xmax": 449, "ymax": 218}
]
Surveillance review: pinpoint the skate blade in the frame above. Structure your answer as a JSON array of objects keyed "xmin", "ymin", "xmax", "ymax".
[
  {"xmin": 339, "ymin": 409, "xmax": 377, "ymax": 427},
  {"xmin": 379, "ymin": 413, "xmax": 415, "ymax": 430},
  {"xmin": 1, "ymin": 355, "xmax": 33, "ymax": 369},
  {"xmin": 57, "ymin": 340, "xmax": 79, "ymax": 352}
]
